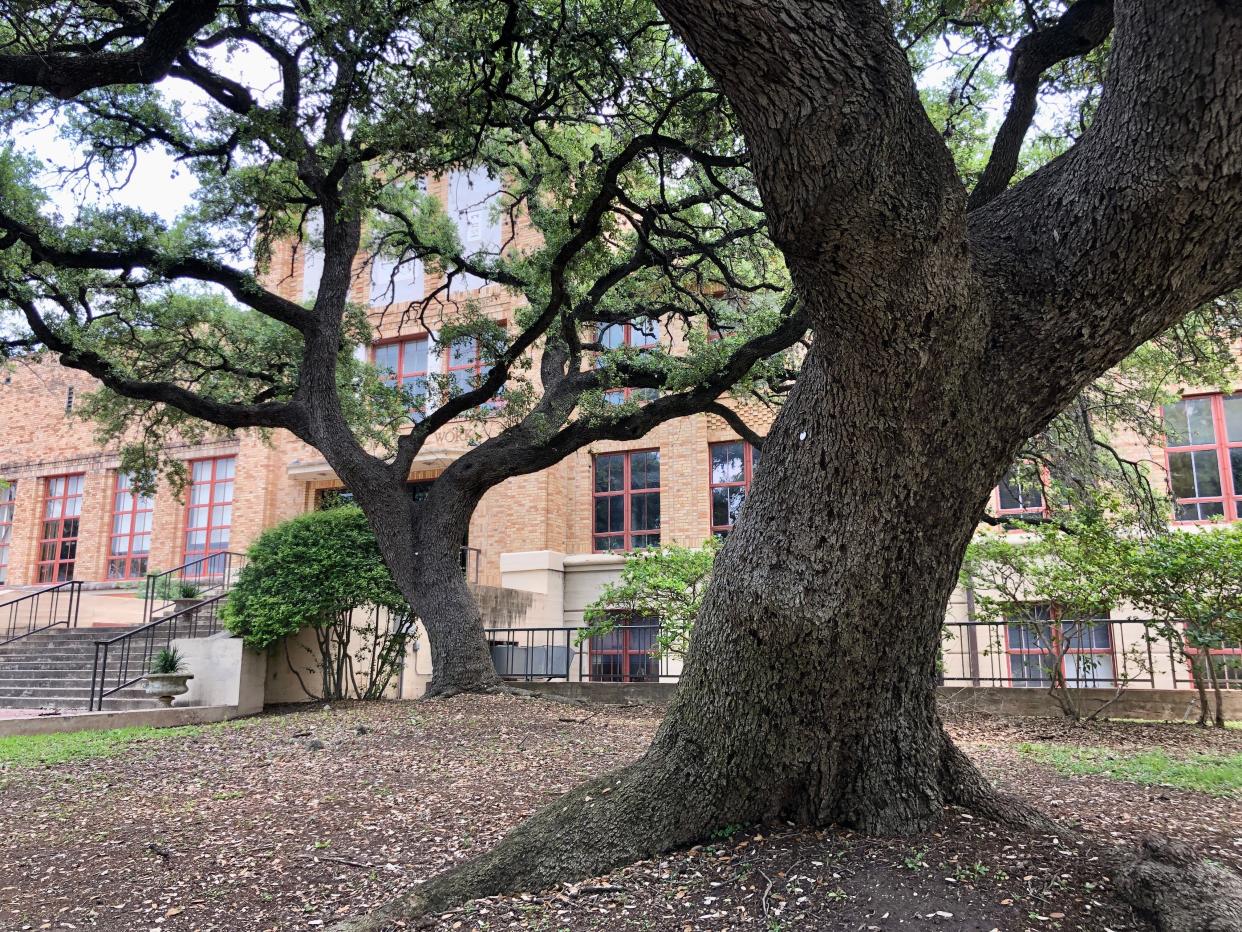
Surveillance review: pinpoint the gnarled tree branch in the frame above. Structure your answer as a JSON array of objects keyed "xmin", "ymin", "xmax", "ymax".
[
  {"xmin": 0, "ymin": 0, "xmax": 220, "ymax": 98},
  {"xmin": 967, "ymin": 0, "xmax": 1114, "ymax": 211}
]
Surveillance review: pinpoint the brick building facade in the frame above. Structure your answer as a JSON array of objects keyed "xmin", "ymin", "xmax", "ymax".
[
  {"xmin": 0, "ymin": 169, "xmax": 782, "ymax": 592},
  {"xmin": 2, "ymin": 168, "xmax": 1239, "ymax": 613}
]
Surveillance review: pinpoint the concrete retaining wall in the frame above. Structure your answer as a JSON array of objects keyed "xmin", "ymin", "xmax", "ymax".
[
  {"xmin": 0, "ymin": 703, "xmax": 241, "ymax": 738},
  {"xmin": 937, "ymin": 685, "xmax": 1242, "ymax": 722},
  {"xmin": 520, "ymin": 680, "xmax": 1241, "ymax": 722},
  {"xmin": 174, "ymin": 633, "xmax": 267, "ymax": 715}
]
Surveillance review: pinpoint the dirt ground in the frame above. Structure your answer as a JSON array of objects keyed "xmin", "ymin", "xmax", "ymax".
[{"xmin": 0, "ymin": 697, "xmax": 1237, "ymax": 931}]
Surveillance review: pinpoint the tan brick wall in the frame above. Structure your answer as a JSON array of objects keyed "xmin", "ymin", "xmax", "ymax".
[{"xmin": 9, "ymin": 175, "xmax": 1233, "ymax": 595}]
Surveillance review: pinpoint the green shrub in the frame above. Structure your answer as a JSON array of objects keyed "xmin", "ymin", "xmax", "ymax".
[
  {"xmin": 223, "ymin": 506, "xmax": 413, "ymax": 700},
  {"xmin": 579, "ymin": 539, "xmax": 718, "ymax": 657}
]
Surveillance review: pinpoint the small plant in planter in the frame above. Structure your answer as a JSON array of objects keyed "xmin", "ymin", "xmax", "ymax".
[
  {"xmin": 143, "ymin": 647, "xmax": 194, "ymax": 706},
  {"xmin": 170, "ymin": 580, "xmax": 206, "ymax": 616}
]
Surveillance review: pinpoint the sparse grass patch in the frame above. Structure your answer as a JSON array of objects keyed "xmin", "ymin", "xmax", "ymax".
[
  {"xmin": 1019, "ymin": 742, "xmax": 1242, "ymax": 798},
  {"xmin": 0, "ymin": 724, "xmax": 205, "ymax": 768}
]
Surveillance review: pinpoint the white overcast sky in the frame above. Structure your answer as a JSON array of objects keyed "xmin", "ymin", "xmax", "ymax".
[{"xmin": 16, "ymin": 45, "xmax": 1028, "ymax": 229}]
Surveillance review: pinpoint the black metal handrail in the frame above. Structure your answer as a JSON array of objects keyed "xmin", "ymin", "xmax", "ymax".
[
  {"xmin": 90, "ymin": 593, "xmax": 226, "ymax": 710},
  {"xmin": 0, "ymin": 580, "xmax": 83, "ymax": 645},
  {"xmin": 142, "ymin": 551, "xmax": 246, "ymax": 627}
]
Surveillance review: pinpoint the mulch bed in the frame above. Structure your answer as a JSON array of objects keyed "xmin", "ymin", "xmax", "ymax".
[{"xmin": 0, "ymin": 697, "xmax": 1236, "ymax": 931}]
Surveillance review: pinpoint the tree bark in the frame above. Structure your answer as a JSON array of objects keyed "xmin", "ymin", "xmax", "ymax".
[
  {"xmin": 1204, "ymin": 649, "xmax": 1227, "ymax": 729},
  {"xmin": 334, "ymin": 327, "xmax": 1054, "ymax": 929},
  {"xmin": 325, "ymin": 462, "xmax": 501, "ymax": 698},
  {"xmin": 330, "ymin": 2, "xmax": 1242, "ymax": 928},
  {"xmin": 1187, "ymin": 646, "xmax": 1212, "ymax": 727},
  {"xmin": 410, "ymin": 521, "xmax": 501, "ymax": 698}
]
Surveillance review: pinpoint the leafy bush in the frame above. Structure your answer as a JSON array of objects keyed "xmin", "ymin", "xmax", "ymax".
[
  {"xmin": 134, "ymin": 574, "xmax": 204, "ymax": 600},
  {"xmin": 580, "ymin": 539, "xmax": 718, "ymax": 656},
  {"xmin": 223, "ymin": 506, "xmax": 414, "ymax": 700},
  {"xmin": 962, "ymin": 513, "xmax": 1242, "ymax": 726},
  {"xmin": 960, "ymin": 512, "xmax": 1150, "ymax": 721},
  {"xmin": 1122, "ymin": 525, "xmax": 1242, "ymax": 728}
]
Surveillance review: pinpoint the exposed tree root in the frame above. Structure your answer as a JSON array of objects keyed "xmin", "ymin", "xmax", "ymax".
[
  {"xmin": 328, "ymin": 730, "xmax": 1073, "ymax": 932},
  {"xmin": 328, "ymin": 753, "xmax": 703, "ymax": 931},
  {"xmin": 421, "ymin": 681, "xmax": 588, "ymax": 707},
  {"xmin": 1114, "ymin": 836, "xmax": 1242, "ymax": 932},
  {"xmin": 939, "ymin": 736, "xmax": 1063, "ymax": 834}
]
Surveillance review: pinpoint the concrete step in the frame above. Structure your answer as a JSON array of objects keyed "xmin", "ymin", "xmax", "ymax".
[
  {"xmin": 0, "ymin": 653, "xmax": 100, "ymax": 661},
  {"xmin": 0, "ymin": 695, "xmax": 161, "ymax": 711},
  {"xmin": 0, "ymin": 685, "xmax": 149, "ymax": 700},
  {"xmin": 1, "ymin": 632, "xmax": 145, "ymax": 645},
  {"xmin": 1, "ymin": 627, "xmax": 144, "ymax": 640},
  {"xmin": 0, "ymin": 622, "xmax": 204, "ymax": 713},
  {"xmin": 0, "ymin": 673, "xmax": 98, "ymax": 684},
  {"xmin": 0, "ymin": 639, "xmax": 216, "ymax": 658},
  {"xmin": 15, "ymin": 631, "xmax": 142, "ymax": 641}
]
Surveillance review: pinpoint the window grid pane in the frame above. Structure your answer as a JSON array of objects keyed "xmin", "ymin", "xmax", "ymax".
[
  {"xmin": 108, "ymin": 472, "xmax": 155, "ymax": 580},
  {"xmin": 1005, "ymin": 608, "xmax": 1117, "ymax": 688},
  {"xmin": 708, "ymin": 440, "xmax": 760, "ymax": 537},
  {"xmin": 589, "ymin": 614, "xmax": 662, "ymax": 683},
  {"xmin": 0, "ymin": 481, "xmax": 15, "ymax": 585},
  {"xmin": 593, "ymin": 451, "xmax": 661, "ymax": 552},
  {"xmin": 37, "ymin": 474, "xmax": 85, "ymax": 583},
  {"xmin": 1164, "ymin": 394, "xmax": 1242, "ymax": 523},
  {"xmin": 374, "ymin": 337, "xmax": 430, "ymax": 417},
  {"xmin": 595, "ymin": 320, "xmax": 660, "ymax": 402},
  {"xmin": 997, "ymin": 469, "xmax": 1044, "ymax": 513},
  {"xmin": 184, "ymin": 457, "xmax": 235, "ymax": 575}
]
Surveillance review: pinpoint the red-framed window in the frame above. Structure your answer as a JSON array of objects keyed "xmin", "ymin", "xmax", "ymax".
[
  {"xmin": 597, "ymin": 320, "xmax": 660, "ymax": 404},
  {"xmin": 37, "ymin": 474, "xmax": 84, "ymax": 583},
  {"xmin": 1163, "ymin": 393, "xmax": 1242, "ymax": 522},
  {"xmin": 184, "ymin": 456, "xmax": 235, "ymax": 573},
  {"xmin": 1004, "ymin": 605, "xmax": 1116, "ymax": 688},
  {"xmin": 446, "ymin": 336, "xmax": 496, "ymax": 400},
  {"xmin": 0, "ymin": 481, "xmax": 15, "ymax": 585},
  {"xmin": 593, "ymin": 450, "xmax": 661, "ymax": 552},
  {"xmin": 1200, "ymin": 640, "xmax": 1242, "ymax": 690},
  {"xmin": 373, "ymin": 336, "xmax": 430, "ymax": 417},
  {"xmin": 1181, "ymin": 629, "xmax": 1242, "ymax": 691},
  {"xmin": 709, "ymin": 440, "xmax": 762, "ymax": 537},
  {"xmin": 108, "ymin": 472, "xmax": 154, "ymax": 580},
  {"xmin": 994, "ymin": 467, "xmax": 1045, "ymax": 517},
  {"xmin": 588, "ymin": 613, "xmax": 661, "ymax": 682}
]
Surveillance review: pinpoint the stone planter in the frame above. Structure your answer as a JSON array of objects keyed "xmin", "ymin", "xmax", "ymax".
[
  {"xmin": 143, "ymin": 673, "xmax": 194, "ymax": 707},
  {"xmin": 172, "ymin": 597, "xmax": 203, "ymax": 617}
]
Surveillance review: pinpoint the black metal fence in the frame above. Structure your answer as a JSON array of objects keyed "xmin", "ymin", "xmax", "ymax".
[
  {"xmin": 484, "ymin": 618, "xmax": 1241, "ymax": 692},
  {"xmin": 484, "ymin": 625, "xmax": 679, "ymax": 683},
  {"xmin": 91, "ymin": 593, "xmax": 226, "ymax": 710},
  {"xmin": 0, "ymin": 581, "xmax": 83, "ymax": 645},
  {"xmin": 940, "ymin": 617, "xmax": 1241, "ymax": 690}
]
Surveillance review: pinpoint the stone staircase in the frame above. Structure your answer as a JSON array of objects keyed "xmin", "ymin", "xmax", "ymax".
[{"xmin": 0, "ymin": 627, "xmax": 161, "ymax": 711}]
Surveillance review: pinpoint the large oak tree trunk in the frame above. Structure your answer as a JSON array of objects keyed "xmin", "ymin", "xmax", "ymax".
[
  {"xmin": 324, "ymin": 460, "xmax": 501, "ymax": 698},
  {"xmin": 332, "ymin": 2, "xmax": 1242, "ymax": 925},
  {"xmin": 407, "ymin": 475, "xmax": 502, "ymax": 697},
  {"xmin": 338, "ymin": 326, "xmax": 1048, "ymax": 927},
  {"xmin": 410, "ymin": 539, "xmax": 500, "ymax": 698}
]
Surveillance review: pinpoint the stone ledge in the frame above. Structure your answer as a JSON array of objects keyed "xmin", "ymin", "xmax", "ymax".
[
  {"xmin": 518, "ymin": 681, "xmax": 1240, "ymax": 722},
  {"xmin": 0, "ymin": 703, "xmax": 247, "ymax": 738}
]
